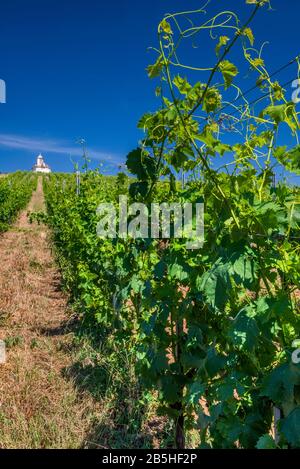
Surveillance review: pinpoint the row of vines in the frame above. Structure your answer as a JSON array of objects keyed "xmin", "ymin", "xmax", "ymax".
[
  {"xmin": 43, "ymin": 0, "xmax": 300, "ymax": 449},
  {"xmin": 0, "ymin": 172, "xmax": 37, "ymax": 233}
]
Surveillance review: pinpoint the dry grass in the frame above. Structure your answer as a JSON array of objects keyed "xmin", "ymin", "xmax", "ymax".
[{"xmin": 0, "ymin": 178, "xmax": 101, "ymax": 448}]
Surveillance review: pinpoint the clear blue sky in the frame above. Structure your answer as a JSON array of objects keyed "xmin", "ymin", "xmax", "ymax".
[{"xmin": 0, "ymin": 0, "xmax": 299, "ymax": 178}]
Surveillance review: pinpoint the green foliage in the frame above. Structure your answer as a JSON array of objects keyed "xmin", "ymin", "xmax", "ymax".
[
  {"xmin": 44, "ymin": 0, "xmax": 300, "ymax": 450},
  {"xmin": 280, "ymin": 407, "xmax": 300, "ymax": 448},
  {"xmin": 0, "ymin": 172, "xmax": 36, "ymax": 232},
  {"xmin": 255, "ymin": 434, "xmax": 277, "ymax": 449},
  {"xmin": 219, "ymin": 60, "xmax": 239, "ymax": 89},
  {"xmin": 261, "ymin": 103, "xmax": 298, "ymax": 132}
]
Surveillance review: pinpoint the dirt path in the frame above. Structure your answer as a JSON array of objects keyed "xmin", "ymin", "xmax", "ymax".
[{"xmin": 0, "ymin": 178, "xmax": 99, "ymax": 448}]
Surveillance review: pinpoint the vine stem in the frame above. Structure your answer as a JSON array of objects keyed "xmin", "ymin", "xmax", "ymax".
[
  {"xmin": 258, "ymin": 132, "xmax": 275, "ymax": 202},
  {"xmin": 186, "ymin": 2, "xmax": 262, "ymax": 118},
  {"xmin": 161, "ymin": 39, "xmax": 242, "ymax": 228},
  {"xmin": 273, "ymin": 406, "xmax": 281, "ymax": 445},
  {"xmin": 146, "ymin": 3, "xmax": 263, "ymax": 207}
]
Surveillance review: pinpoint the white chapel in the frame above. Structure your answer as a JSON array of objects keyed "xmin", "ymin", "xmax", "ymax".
[{"xmin": 32, "ymin": 154, "xmax": 51, "ymax": 174}]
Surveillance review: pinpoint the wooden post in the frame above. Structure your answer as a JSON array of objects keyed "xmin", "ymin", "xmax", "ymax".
[{"xmin": 273, "ymin": 406, "xmax": 281, "ymax": 444}]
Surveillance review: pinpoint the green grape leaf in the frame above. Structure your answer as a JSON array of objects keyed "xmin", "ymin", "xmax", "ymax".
[
  {"xmin": 205, "ymin": 347, "xmax": 226, "ymax": 378},
  {"xmin": 160, "ymin": 19, "xmax": 173, "ymax": 35},
  {"xmin": 219, "ymin": 60, "xmax": 238, "ymax": 89},
  {"xmin": 261, "ymin": 102, "xmax": 298, "ymax": 132},
  {"xmin": 126, "ymin": 148, "xmax": 156, "ymax": 181},
  {"xmin": 184, "ymin": 381, "xmax": 206, "ymax": 405},
  {"xmin": 215, "ymin": 36, "xmax": 229, "ymax": 55},
  {"xmin": 147, "ymin": 55, "xmax": 164, "ymax": 78},
  {"xmin": 168, "ymin": 262, "xmax": 189, "ymax": 281},
  {"xmin": 197, "ymin": 259, "xmax": 231, "ymax": 310},
  {"xmin": 255, "ymin": 434, "xmax": 277, "ymax": 449},
  {"xmin": 130, "ymin": 275, "xmax": 145, "ymax": 294},
  {"xmin": 244, "ymin": 27, "xmax": 254, "ymax": 45},
  {"xmin": 260, "ymin": 362, "xmax": 300, "ymax": 407},
  {"xmin": 202, "ymin": 87, "xmax": 222, "ymax": 113},
  {"xmin": 228, "ymin": 309, "xmax": 260, "ymax": 352},
  {"xmin": 231, "ymin": 254, "xmax": 257, "ymax": 287},
  {"xmin": 280, "ymin": 407, "xmax": 300, "ymax": 448},
  {"xmin": 173, "ymin": 76, "xmax": 192, "ymax": 95},
  {"xmin": 275, "ymin": 145, "xmax": 300, "ymax": 174}
]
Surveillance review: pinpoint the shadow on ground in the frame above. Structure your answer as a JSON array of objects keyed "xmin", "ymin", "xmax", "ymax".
[
  {"xmin": 61, "ymin": 330, "xmax": 171, "ymax": 449},
  {"xmin": 36, "ymin": 316, "xmax": 78, "ymax": 337}
]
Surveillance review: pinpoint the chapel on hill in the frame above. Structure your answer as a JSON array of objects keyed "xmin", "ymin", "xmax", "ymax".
[{"xmin": 32, "ymin": 154, "xmax": 51, "ymax": 174}]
